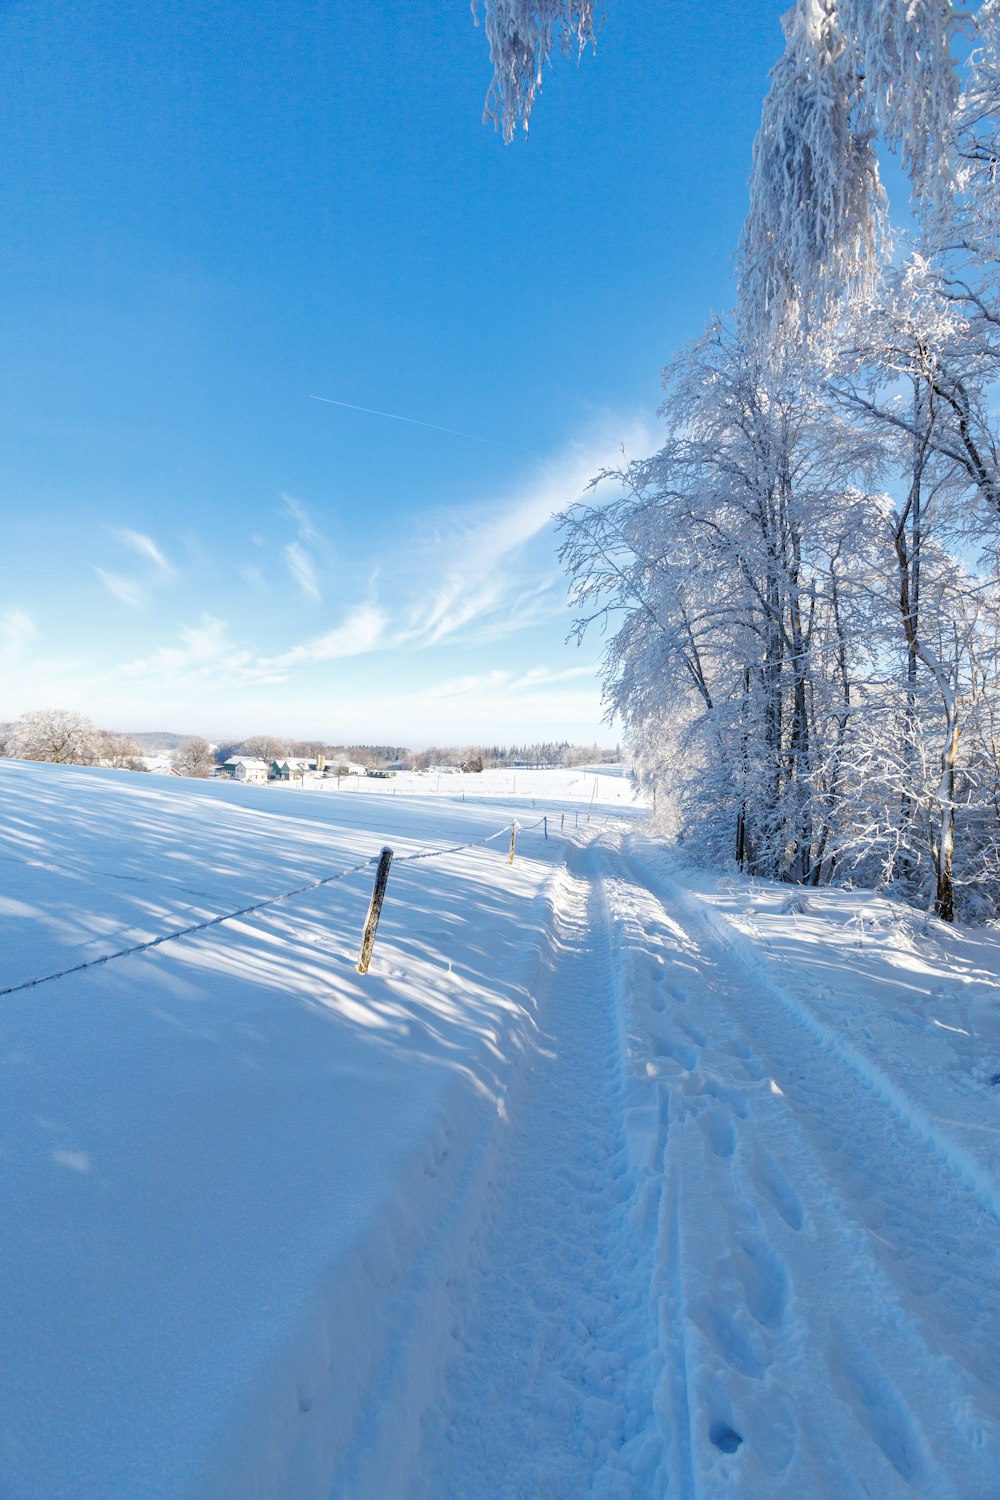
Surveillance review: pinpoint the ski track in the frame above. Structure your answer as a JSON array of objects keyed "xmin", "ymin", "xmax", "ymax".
[
  {"xmin": 607, "ymin": 840, "xmax": 1000, "ymax": 1499},
  {"xmin": 404, "ymin": 840, "xmax": 664, "ymax": 1500},
  {"xmin": 337, "ymin": 831, "xmax": 999, "ymax": 1499}
]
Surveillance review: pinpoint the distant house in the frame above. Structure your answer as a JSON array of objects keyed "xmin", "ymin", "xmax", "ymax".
[
  {"xmin": 271, "ymin": 758, "xmax": 321, "ymax": 782},
  {"xmin": 219, "ymin": 757, "xmax": 269, "ymax": 784}
]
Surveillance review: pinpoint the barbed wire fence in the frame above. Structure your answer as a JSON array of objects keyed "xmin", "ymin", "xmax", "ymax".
[{"xmin": 0, "ymin": 813, "xmax": 604, "ymax": 1000}]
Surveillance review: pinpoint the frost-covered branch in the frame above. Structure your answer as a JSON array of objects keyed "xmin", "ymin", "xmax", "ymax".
[
  {"xmin": 740, "ymin": 0, "xmax": 972, "ymax": 345},
  {"xmin": 472, "ymin": 0, "xmax": 600, "ymax": 141}
]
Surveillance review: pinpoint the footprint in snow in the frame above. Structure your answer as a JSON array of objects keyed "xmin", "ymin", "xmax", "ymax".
[
  {"xmin": 750, "ymin": 1145, "xmax": 805, "ymax": 1232},
  {"xmin": 733, "ymin": 1234, "xmax": 788, "ymax": 1331},
  {"xmin": 710, "ymin": 1421, "xmax": 743, "ymax": 1454},
  {"xmin": 700, "ymin": 1108, "xmax": 736, "ymax": 1159},
  {"xmin": 652, "ymin": 1034, "xmax": 699, "ymax": 1071},
  {"xmin": 680, "ymin": 1016, "xmax": 709, "ymax": 1047}
]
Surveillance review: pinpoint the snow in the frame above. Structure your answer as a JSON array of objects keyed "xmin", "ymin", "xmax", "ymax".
[
  {"xmin": 320, "ymin": 764, "xmax": 637, "ymax": 805},
  {"xmin": 597, "ymin": 840, "xmax": 1000, "ymax": 1497},
  {"xmin": 2, "ymin": 760, "xmax": 999, "ymax": 1498},
  {"xmin": 141, "ymin": 753, "xmax": 177, "ymax": 774}
]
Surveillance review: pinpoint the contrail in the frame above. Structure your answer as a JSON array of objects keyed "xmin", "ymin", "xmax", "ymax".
[{"xmin": 309, "ymin": 395, "xmax": 540, "ymax": 456}]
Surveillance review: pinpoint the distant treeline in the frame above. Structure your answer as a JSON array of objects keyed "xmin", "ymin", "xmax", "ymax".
[
  {"xmin": 0, "ymin": 713, "xmax": 619, "ymax": 777},
  {"xmin": 219, "ymin": 737, "xmax": 619, "ymax": 772},
  {"xmin": 409, "ymin": 742, "xmax": 619, "ymax": 771}
]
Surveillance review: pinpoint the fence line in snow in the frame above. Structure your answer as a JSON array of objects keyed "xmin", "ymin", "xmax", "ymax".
[{"xmin": 0, "ymin": 816, "xmax": 553, "ymax": 1001}]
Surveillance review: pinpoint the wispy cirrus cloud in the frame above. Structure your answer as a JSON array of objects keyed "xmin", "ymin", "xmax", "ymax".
[
  {"xmin": 301, "ymin": 661, "xmax": 607, "ymax": 743},
  {"xmin": 389, "ymin": 415, "xmax": 652, "ymax": 652},
  {"xmin": 281, "ymin": 493, "xmax": 320, "ymax": 544},
  {"xmin": 425, "ymin": 662, "xmax": 600, "ymax": 701},
  {"xmin": 263, "ymin": 605, "xmax": 385, "ymax": 668},
  {"xmin": 508, "ymin": 662, "xmax": 600, "ymax": 691},
  {"xmin": 0, "ymin": 607, "xmax": 38, "ymax": 655},
  {"xmin": 95, "ymin": 567, "xmax": 145, "ymax": 608},
  {"xmin": 285, "ymin": 542, "xmax": 321, "ymax": 602},
  {"xmin": 17, "ymin": 417, "xmax": 636, "ymax": 740},
  {"xmin": 236, "ymin": 562, "xmax": 269, "ymax": 593},
  {"xmin": 113, "ymin": 529, "xmax": 175, "ymax": 575},
  {"xmin": 118, "ymin": 615, "xmax": 281, "ymax": 690},
  {"xmin": 94, "ymin": 528, "xmax": 177, "ymax": 610},
  {"xmin": 279, "ymin": 493, "xmax": 326, "ymax": 602},
  {"xmin": 115, "ymin": 603, "xmax": 386, "ymax": 700}
]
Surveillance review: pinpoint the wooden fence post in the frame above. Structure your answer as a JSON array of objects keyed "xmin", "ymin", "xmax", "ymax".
[
  {"xmin": 560, "ymin": 812, "xmax": 565, "ymax": 832},
  {"xmin": 357, "ymin": 847, "xmax": 394, "ymax": 974},
  {"xmin": 508, "ymin": 822, "xmax": 519, "ymax": 865},
  {"xmin": 543, "ymin": 815, "xmax": 548, "ymax": 839}
]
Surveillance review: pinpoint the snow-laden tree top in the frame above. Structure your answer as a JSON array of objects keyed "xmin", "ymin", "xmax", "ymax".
[
  {"xmin": 472, "ymin": 0, "xmax": 599, "ymax": 141},
  {"xmin": 954, "ymin": 0, "xmax": 1000, "ymax": 244},
  {"xmin": 740, "ymin": 0, "xmax": 887, "ymax": 342},
  {"xmin": 740, "ymin": 0, "xmax": 973, "ymax": 343}
]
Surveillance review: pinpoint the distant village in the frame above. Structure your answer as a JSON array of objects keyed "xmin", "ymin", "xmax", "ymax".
[
  {"xmin": 0, "ymin": 710, "xmax": 619, "ymax": 780},
  {"xmin": 215, "ymin": 752, "xmax": 398, "ymax": 786},
  {"xmin": 213, "ymin": 740, "xmax": 618, "ymax": 786}
]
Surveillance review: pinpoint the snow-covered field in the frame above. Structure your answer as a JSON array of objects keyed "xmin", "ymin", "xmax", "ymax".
[
  {"xmin": 2, "ymin": 760, "xmax": 999, "ymax": 1498},
  {"xmin": 262, "ymin": 764, "xmax": 640, "ymax": 809}
]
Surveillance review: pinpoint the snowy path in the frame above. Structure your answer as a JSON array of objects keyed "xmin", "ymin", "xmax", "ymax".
[
  {"xmin": 606, "ymin": 843, "xmax": 1000, "ymax": 1499},
  {"xmin": 404, "ymin": 841, "xmax": 663, "ymax": 1499},
  {"xmin": 398, "ymin": 835, "xmax": 1000, "ymax": 1500}
]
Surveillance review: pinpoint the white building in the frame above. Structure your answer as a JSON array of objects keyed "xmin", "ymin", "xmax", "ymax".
[
  {"xmin": 272, "ymin": 757, "xmax": 320, "ymax": 782},
  {"xmin": 220, "ymin": 757, "xmax": 270, "ymax": 784}
]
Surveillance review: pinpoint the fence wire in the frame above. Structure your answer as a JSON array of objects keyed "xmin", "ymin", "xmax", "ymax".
[{"xmin": 0, "ymin": 817, "xmax": 551, "ymax": 1001}]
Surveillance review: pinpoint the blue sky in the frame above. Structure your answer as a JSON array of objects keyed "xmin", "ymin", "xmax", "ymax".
[{"xmin": 1, "ymin": 0, "xmax": 789, "ymax": 746}]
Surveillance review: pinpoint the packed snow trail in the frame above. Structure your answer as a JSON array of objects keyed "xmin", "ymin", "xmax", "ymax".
[
  {"xmin": 396, "ymin": 834, "xmax": 1000, "ymax": 1499},
  {"xmin": 402, "ymin": 839, "xmax": 664, "ymax": 1499},
  {"xmin": 603, "ymin": 839, "xmax": 1000, "ymax": 1499}
]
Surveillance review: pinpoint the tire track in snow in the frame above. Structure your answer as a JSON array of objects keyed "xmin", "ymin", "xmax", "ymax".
[
  {"xmin": 606, "ymin": 841, "xmax": 1000, "ymax": 1499},
  {"xmin": 405, "ymin": 839, "xmax": 663, "ymax": 1500}
]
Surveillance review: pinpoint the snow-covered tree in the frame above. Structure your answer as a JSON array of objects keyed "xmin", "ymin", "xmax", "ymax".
[
  {"xmin": 955, "ymin": 0, "xmax": 1000, "ymax": 233},
  {"xmin": 239, "ymin": 734, "xmax": 287, "ymax": 764},
  {"xmin": 829, "ymin": 257, "xmax": 1000, "ymax": 524},
  {"xmin": 740, "ymin": 0, "xmax": 972, "ymax": 341},
  {"xmin": 4, "ymin": 708, "xmax": 98, "ymax": 766},
  {"xmin": 557, "ymin": 0, "xmax": 1000, "ymax": 919},
  {"xmin": 817, "ymin": 261, "xmax": 1000, "ymax": 914},
  {"xmin": 560, "ymin": 324, "xmax": 888, "ymax": 883},
  {"xmin": 560, "ymin": 310, "xmax": 1000, "ymax": 916},
  {"xmin": 94, "ymin": 730, "xmax": 148, "ymax": 772},
  {"xmin": 473, "ymin": 0, "xmax": 598, "ymax": 141},
  {"xmin": 740, "ymin": 0, "xmax": 886, "ymax": 342},
  {"xmin": 173, "ymin": 737, "xmax": 215, "ymax": 778}
]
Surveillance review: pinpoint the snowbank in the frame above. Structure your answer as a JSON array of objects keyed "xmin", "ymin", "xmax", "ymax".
[{"xmin": 0, "ymin": 761, "xmax": 633, "ymax": 1499}]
